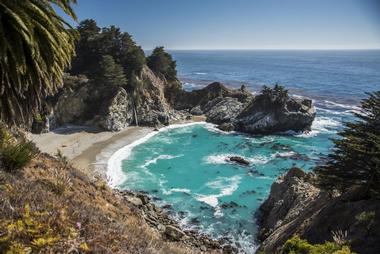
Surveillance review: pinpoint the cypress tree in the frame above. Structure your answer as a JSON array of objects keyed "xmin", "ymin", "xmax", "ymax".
[
  {"xmin": 97, "ymin": 55, "xmax": 128, "ymax": 87},
  {"xmin": 316, "ymin": 91, "xmax": 380, "ymax": 197}
]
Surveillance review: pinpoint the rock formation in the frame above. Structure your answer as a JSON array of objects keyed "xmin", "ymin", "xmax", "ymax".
[
  {"xmin": 257, "ymin": 168, "xmax": 380, "ymax": 254},
  {"xmin": 235, "ymin": 97, "xmax": 315, "ymax": 134},
  {"xmin": 49, "ymin": 66, "xmax": 186, "ymax": 131}
]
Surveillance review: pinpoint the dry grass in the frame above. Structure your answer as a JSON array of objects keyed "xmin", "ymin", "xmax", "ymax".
[{"xmin": 0, "ymin": 153, "xmax": 204, "ymax": 254}]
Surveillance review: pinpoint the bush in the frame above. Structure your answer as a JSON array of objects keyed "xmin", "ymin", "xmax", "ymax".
[
  {"xmin": 0, "ymin": 129, "xmax": 35, "ymax": 171},
  {"xmin": 281, "ymin": 236, "xmax": 355, "ymax": 254}
]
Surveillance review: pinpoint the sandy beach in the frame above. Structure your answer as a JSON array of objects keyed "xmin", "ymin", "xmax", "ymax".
[
  {"xmin": 29, "ymin": 124, "xmax": 153, "ymax": 177},
  {"xmin": 29, "ymin": 116, "xmax": 206, "ymax": 179}
]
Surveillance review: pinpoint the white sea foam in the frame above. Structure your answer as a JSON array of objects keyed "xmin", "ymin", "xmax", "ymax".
[
  {"xmin": 162, "ymin": 188, "xmax": 191, "ymax": 195},
  {"xmin": 322, "ymin": 100, "xmax": 361, "ymax": 111},
  {"xmin": 106, "ymin": 122, "xmax": 207, "ymax": 187},
  {"xmin": 195, "ymin": 72, "xmax": 207, "ymax": 75},
  {"xmin": 274, "ymin": 151, "xmax": 296, "ymax": 157},
  {"xmin": 204, "ymin": 154, "xmax": 270, "ymax": 165},
  {"xmin": 311, "ymin": 116, "xmax": 341, "ymax": 133},
  {"xmin": 195, "ymin": 175, "xmax": 241, "ymax": 212},
  {"xmin": 142, "ymin": 154, "xmax": 182, "ymax": 168}
]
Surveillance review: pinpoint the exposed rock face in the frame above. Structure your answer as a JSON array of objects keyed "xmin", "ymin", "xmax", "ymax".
[
  {"xmin": 173, "ymin": 82, "xmax": 253, "ymax": 110},
  {"xmin": 52, "ymin": 66, "xmax": 183, "ymax": 131},
  {"xmin": 258, "ymin": 168, "xmax": 380, "ymax": 254},
  {"xmin": 184, "ymin": 83, "xmax": 315, "ymax": 134},
  {"xmin": 203, "ymin": 97, "xmax": 246, "ymax": 124},
  {"xmin": 235, "ymin": 97, "xmax": 316, "ymax": 134},
  {"xmin": 98, "ymin": 88, "xmax": 134, "ymax": 131}
]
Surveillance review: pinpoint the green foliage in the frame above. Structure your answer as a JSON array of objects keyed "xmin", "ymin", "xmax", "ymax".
[
  {"xmin": 147, "ymin": 46, "xmax": 177, "ymax": 81},
  {"xmin": 71, "ymin": 19, "xmax": 146, "ymax": 82},
  {"xmin": 96, "ymin": 55, "xmax": 128, "ymax": 87},
  {"xmin": 0, "ymin": 129, "xmax": 35, "ymax": 171},
  {"xmin": 259, "ymin": 84, "xmax": 289, "ymax": 107},
  {"xmin": 355, "ymin": 211, "xmax": 375, "ymax": 232},
  {"xmin": 281, "ymin": 236, "xmax": 355, "ymax": 254},
  {"xmin": 0, "ymin": 0, "xmax": 78, "ymax": 125},
  {"xmin": 315, "ymin": 91, "xmax": 380, "ymax": 197}
]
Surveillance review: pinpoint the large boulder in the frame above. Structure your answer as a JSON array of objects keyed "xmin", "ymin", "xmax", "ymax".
[
  {"xmin": 257, "ymin": 168, "xmax": 380, "ymax": 254},
  {"xmin": 235, "ymin": 97, "xmax": 316, "ymax": 134},
  {"xmin": 97, "ymin": 88, "xmax": 134, "ymax": 131}
]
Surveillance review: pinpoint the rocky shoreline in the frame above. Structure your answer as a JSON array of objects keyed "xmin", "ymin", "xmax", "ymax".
[
  {"xmin": 257, "ymin": 168, "xmax": 380, "ymax": 254},
  {"xmin": 116, "ymin": 189, "xmax": 237, "ymax": 253}
]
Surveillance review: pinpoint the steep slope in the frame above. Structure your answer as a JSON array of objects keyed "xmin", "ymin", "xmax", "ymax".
[
  {"xmin": 0, "ymin": 151, "xmax": 228, "ymax": 253},
  {"xmin": 257, "ymin": 168, "xmax": 380, "ymax": 254}
]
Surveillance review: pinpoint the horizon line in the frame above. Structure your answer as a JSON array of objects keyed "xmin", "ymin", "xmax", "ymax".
[{"xmin": 144, "ymin": 48, "xmax": 380, "ymax": 51}]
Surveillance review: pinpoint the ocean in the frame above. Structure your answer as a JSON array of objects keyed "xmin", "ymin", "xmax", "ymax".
[{"xmin": 109, "ymin": 50, "xmax": 380, "ymax": 253}]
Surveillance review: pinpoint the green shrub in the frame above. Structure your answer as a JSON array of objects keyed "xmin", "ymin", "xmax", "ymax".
[
  {"xmin": 0, "ymin": 130, "xmax": 35, "ymax": 171},
  {"xmin": 281, "ymin": 236, "xmax": 355, "ymax": 254}
]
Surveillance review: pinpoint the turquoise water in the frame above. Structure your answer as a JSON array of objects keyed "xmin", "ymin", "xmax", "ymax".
[
  {"xmin": 112, "ymin": 51, "xmax": 379, "ymax": 253},
  {"xmin": 116, "ymin": 111, "xmax": 351, "ymax": 252}
]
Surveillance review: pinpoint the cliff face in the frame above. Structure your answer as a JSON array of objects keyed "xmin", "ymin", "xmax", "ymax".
[
  {"xmin": 50, "ymin": 65, "xmax": 184, "ymax": 131},
  {"xmin": 46, "ymin": 73, "xmax": 315, "ymax": 135},
  {"xmin": 258, "ymin": 168, "xmax": 380, "ymax": 254}
]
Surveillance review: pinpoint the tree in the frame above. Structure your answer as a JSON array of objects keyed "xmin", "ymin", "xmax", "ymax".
[
  {"xmin": 0, "ymin": 0, "xmax": 78, "ymax": 124},
  {"xmin": 71, "ymin": 20, "xmax": 146, "ymax": 80},
  {"xmin": 259, "ymin": 84, "xmax": 289, "ymax": 107},
  {"xmin": 147, "ymin": 47, "xmax": 177, "ymax": 81},
  {"xmin": 96, "ymin": 55, "xmax": 127, "ymax": 87},
  {"xmin": 316, "ymin": 91, "xmax": 380, "ymax": 197}
]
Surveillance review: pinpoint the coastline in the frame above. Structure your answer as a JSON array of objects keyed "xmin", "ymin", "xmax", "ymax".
[{"xmin": 29, "ymin": 117, "xmax": 207, "ymax": 180}]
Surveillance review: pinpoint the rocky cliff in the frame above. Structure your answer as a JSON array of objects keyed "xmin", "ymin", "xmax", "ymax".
[
  {"xmin": 44, "ymin": 71, "xmax": 315, "ymax": 135},
  {"xmin": 257, "ymin": 168, "xmax": 380, "ymax": 254},
  {"xmin": 174, "ymin": 82, "xmax": 316, "ymax": 134},
  {"xmin": 47, "ymin": 66, "xmax": 186, "ymax": 132}
]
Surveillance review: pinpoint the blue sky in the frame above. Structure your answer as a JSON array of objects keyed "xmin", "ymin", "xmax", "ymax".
[{"xmin": 67, "ymin": 0, "xmax": 380, "ymax": 50}]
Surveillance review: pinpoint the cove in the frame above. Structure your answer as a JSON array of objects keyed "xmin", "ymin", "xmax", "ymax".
[{"xmin": 107, "ymin": 104, "xmax": 354, "ymax": 253}]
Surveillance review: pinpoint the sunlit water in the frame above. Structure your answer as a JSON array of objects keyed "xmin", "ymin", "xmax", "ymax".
[{"xmin": 110, "ymin": 51, "xmax": 380, "ymax": 253}]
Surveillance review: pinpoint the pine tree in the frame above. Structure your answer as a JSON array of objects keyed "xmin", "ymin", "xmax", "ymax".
[
  {"xmin": 316, "ymin": 91, "xmax": 380, "ymax": 197},
  {"xmin": 97, "ymin": 55, "xmax": 127, "ymax": 87}
]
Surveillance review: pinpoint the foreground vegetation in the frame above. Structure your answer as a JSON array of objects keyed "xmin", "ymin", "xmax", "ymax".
[
  {"xmin": 281, "ymin": 236, "xmax": 354, "ymax": 254},
  {"xmin": 0, "ymin": 129, "xmax": 203, "ymax": 253},
  {"xmin": 316, "ymin": 91, "xmax": 380, "ymax": 197},
  {"xmin": 0, "ymin": 0, "xmax": 78, "ymax": 125}
]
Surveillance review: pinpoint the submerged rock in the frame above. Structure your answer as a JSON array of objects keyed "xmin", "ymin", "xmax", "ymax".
[{"xmin": 228, "ymin": 156, "xmax": 250, "ymax": 166}]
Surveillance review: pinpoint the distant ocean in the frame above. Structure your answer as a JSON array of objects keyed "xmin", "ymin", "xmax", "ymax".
[{"xmin": 110, "ymin": 50, "xmax": 380, "ymax": 253}]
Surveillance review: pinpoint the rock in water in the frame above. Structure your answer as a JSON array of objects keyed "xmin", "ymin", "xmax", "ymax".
[
  {"xmin": 235, "ymin": 97, "xmax": 316, "ymax": 134},
  {"xmin": 228, "ymin": 156, "xmax": 250, "ymax": 166}
]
